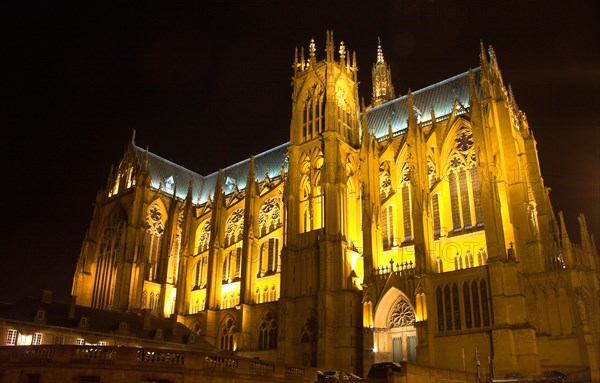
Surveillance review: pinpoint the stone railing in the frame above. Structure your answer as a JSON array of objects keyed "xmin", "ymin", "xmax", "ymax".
[
  {"xmin": 373, "ymin": 261, "xmax": 416, "ymax": 281},
  {"xmin": 0, "ymin": 345, "xmax": 316, "ymax": 383}
]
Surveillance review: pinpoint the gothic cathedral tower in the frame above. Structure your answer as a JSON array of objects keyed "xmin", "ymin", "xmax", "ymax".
[{"xmin": 279, "ymin": 31, "xmax": 364, "ymax": 371}]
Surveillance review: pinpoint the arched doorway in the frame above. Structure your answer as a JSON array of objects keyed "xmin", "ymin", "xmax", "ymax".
[{"xmin": 373, "ymin": 288, "xmax": 417, "ymax": 363}]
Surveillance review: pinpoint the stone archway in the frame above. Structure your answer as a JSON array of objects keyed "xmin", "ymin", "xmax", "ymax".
[{"xmin": 373, "ymin": 287, "xmax": 417, "ymax": 363}]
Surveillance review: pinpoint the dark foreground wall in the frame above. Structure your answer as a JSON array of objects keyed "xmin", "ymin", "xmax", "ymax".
[{"xmin": 0, "ymin": 345, "xmax": 316, "ymax": 383}]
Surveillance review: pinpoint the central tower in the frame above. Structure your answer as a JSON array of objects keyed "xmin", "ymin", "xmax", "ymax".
[{"xmin": 279, "ymin": 31, "xmax": 364, "ymax": 371}]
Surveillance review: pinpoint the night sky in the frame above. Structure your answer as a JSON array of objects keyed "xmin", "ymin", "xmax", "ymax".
[{"xmin": 2, "ymin": 1, "xmax": 599, "ymax": 302}]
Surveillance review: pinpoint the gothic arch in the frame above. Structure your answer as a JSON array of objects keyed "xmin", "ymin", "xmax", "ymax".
[
  {"xmin": 92, "ymin": 205, "xmax": 126, "ymax": 310},
  {"xmin": 258, "ymin": 310, "xmax": 278, "ymax": 350},
  {"xmin": 374, "ymin": 287, "xmax": 414, "ymax": 328},
  {"xmin": 144, "ymin": 201, "xmax": 167, "ymax": 282},
  {"xmin": 195, "ymin": 218, "xmax": 211, "ymax": 254},
  {"xmin": 439, "ymin": 118, "xmax": 474, "ymax": 165},
  {"xmin": 258, "ymin": 196, "xmax": 282, "ymax": 237},
  {"xmin": 379, "ymin": 160, "xmax": 393, "ymax": 200},
  {"xmin": 224, "ymin": 208, "xmax": 244, "ymax": 248},
  {"xmin": 218, "ymin": 315, "xmax": 238, "ymax": 351}
]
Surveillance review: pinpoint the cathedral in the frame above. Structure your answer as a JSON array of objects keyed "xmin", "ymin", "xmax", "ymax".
[{"xmin": 71, "ymin": 31, "xmax": 600, "ymax": 381}]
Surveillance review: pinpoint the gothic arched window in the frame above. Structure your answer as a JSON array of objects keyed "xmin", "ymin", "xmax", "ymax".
[
  {"xmin": 452, "ymin": 284, "xmax": 461, "ymax": 330},
  {"xmin": 144, "ymin": 204, "xmax": 165, "ymax": 282},
  {"xmin": 379, "ymin": 162, "xmax": 392, "ymax": 200},
  {"xmin": 382, "ymin": 205, "xmax": 395, "ymax": 248},
  {"xmin": 444, "ymin": 285, "xmax": 452, "ymax": 330},
  {"xmin": 463, "ymin": 282, "xmax": 472, "ymax": 328},
  {"xmin": 259, "ymin": 197, "xmax": 282, "ymax": 237},
  {"xmin": 302, "ymin": 83, "xmax": 325, "ymax": 141},
  {"xmin": 224, "ymin": 208, "xmax": 244, "ymax": 248},
  {"xmin": 194, "ymin": 256, "xmax": 207, "ymax": 289},
  {"xmin": 258, "ymin": 311, "xmax": 278, "ymax": 350},
  {"xmin": 92, "ymin": 208, "xmax": 125, "ymax": 310},
  {"xmin": 436, "ymin": 286, "xmax": 444, "ymax": 331},
  {"xmin": 197, "ymin": 219, "xmax": 211, "ymax": 253},
  {"xmin": 219, "ymin": 318, "xmax": 236, "ymax": 351},
  {"xmin": 259, "ymin": 238, "xmax": 280, "ymax": 277},
  {"xmin": 401, "ymin": 165, "xmax": 413, "ymax": 242},
  {"xmin": 446, "ymin": 127, "xmax": 483, "ymax": 232}
]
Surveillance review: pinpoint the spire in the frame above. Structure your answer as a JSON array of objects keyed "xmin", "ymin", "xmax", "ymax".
[
  {"xmin": 371, "ymin": 38, "xmax": 395, "ymax": 106},
  {"xmin": 377, "ymin": 37, "xmax": 384, "ymax": 64},
  {"xmin": 339, "ymin": 40, "xmax": 346, "ymax": 68},
  {"xmin": 352, "ymin": 51, "xmax": 358, "ymax": 81},
  {"xmin": 578, "ymin": 213, "xmax": 593, "ymax": 255},
  {"xmin": 558, "ymin": 211, "xmax": 574, "ymax": 267},
  {"xmin": 469, "ymin": 68, "xmax": 480, "ymax": 112},
  {"xmin": 293, "ymin": 46, "xmax": 299, "ymax": 72},
  {"xmin": 559, "ymin": 211, "xmax": 571, "ymax": 247},
  {"xmin": 479, "ymin": 40, "xmax": 490, "ymax": 75},
  {"xmin": 247, "ymin": 155, "xmax": 255, "ymax": 182},
  {"xmin": 308, "ymin": 37, "xmax": 316, "ymax": 67},
  {"xmin": 186, "ymin": 179, "xmax": 194, "ymax": 204},
  {"xmin": 407, "ymin": 89, "xmax": 418, "ymax": 127},
  {"xmin": 214, "ymin": 169, "xmax": 224, "ymax": 201},
  {"xmin": 326, "ymin": 30, "xmax": 334, "ymax": 63}
]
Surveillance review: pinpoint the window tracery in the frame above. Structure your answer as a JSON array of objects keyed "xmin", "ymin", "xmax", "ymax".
[
  {"xmin": 222, "ymin": 248, "xmax": 242, "ymax": 284},
  {"xmin": 302, "ymin": 83, "xmax": 325, "ymax": 141},
  {"xmin": 381, "ymin": 205, "xmax": 395, "ymax": 248},
  {"xmin": 194, "ymin": 256, "xmax": 207, "ymax": 289},
  {"xmin": 258, "ymin": 238, "xmax": 280, "ymax": 277},
  {"xmin": 198, "ymin": 219, "xmax": 211, "ymax": 253},
  {"xmin": 259, "ymin": 197, "xmax": 282, "ymax": 237},
  {"xmin": 219, "ymin": 318, "xmax": 236, "ymax": 351},
  {"xmin": 401, "ymin": 165, "xmax": 413, "ymax": 242},
  {"xmin": 258, "ymin": 311, "xmax": 278, "ymax": 350},
  {"xmin": 144, "ymin": 204, "xmax": 165, "ymax": 282},
  {"xmin": 447, "ymin": 127, "xmax": 483, "ymax": 232},
  {"xmin": 225, "ymin": 208, "xmax": 244, "ymax": 247},
  {"xmin": 388, "ymin": 297, "xmax": 415, "ymax": 328},
  {"xmin": 299, "ymin": 149, "xmax": 324, "ymax": 232},
  {"xmin": 92, "ymin": 208, "xmax": 125, "ymax": 310}
]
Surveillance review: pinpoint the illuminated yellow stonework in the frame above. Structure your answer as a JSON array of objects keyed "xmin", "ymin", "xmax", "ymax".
[{"xmin": 71, "ymin": 31, "xmax": 600, "ymax": 381}]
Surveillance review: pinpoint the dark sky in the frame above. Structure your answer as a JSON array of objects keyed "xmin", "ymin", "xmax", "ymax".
[{"xmin": 2, "ymin": 1, "xmax": 599, "ymax": 302}]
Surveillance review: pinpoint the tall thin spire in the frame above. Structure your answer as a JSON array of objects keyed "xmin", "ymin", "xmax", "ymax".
[
  {"xmin": 377, "ymin": 37, "xmax": 384, "ymax": 64},
  {"xmin": 371, "ymin": 38, "xmax": 395, "ymax": 106}
]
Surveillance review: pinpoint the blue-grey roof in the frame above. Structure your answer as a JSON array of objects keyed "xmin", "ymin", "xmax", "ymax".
[
  {"xmin": 368, "ymin": 67, "xmax": 480, "ymax": 138},
  {"xmin": 198, "ymin": 142, "xmax": 289, "ymax": 203},
  {"xmin": 134, "ymin": 142, "xmax": 288, "ymax": 205},
  {"xmin": 134, "ymin": 68, "xmax": 479, "ymax": 206}
]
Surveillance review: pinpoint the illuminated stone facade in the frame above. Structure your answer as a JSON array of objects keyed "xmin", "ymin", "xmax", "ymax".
[{"xmin": 71, "ymin": 31, "xmax": 599, "ymax": 381}]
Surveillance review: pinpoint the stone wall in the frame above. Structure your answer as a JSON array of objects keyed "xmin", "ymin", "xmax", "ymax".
[{"xmin": 0, "ymin": 345, "xmax": 316, "ymax": 383}]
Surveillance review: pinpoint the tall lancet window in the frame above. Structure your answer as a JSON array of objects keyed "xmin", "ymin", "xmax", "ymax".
[
  {"xmin": 299, "ymin": 149, "xmax": 324, "ymax": 232},
  {"xmin": 302, "ymin": 83, "xmax": 324, "ymax": 141},
  {"xmin": 194, "ymin": 256, "xmax": 207, "ymax": 289},
  {"xmin": 144, "ymin": 204, "xmax": 165, "ymax": 282},
  {"xmin": 382, "ymin": 205, "xmax": 395, "ymax": 248},
  {"xmin": 92, "ymin": 208, "xmax": 125, "ymax": 309},
  {"xmin": 447, "ymin": 127, "xmax": 482, "ymax": 232}
]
